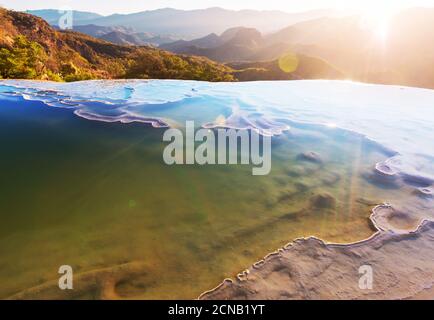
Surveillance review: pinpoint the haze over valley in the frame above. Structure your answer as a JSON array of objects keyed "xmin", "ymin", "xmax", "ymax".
[{"xmin": 18, "ymin": 6, "xmax": 434, "ymax": 89}]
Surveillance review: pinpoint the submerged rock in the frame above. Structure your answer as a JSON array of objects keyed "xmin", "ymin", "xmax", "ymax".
[
  {"xmin": 402, "ymin": 174, "xmax": 433, "ymax": 188},
  {"xmin": 297, "ymin": 151, "xmax": 323, "ymax": 164},
  {"xmin": 294, "ymin": 182, "xmax": 309, "ymax": 192},
  {"xmin": 371, "ymin": 205, "xmax": 421, "ymax": 232},
  {"xmin": 273, "ymin": 175, "xmax": 289, "ymax": 186},
  {"xmin": 286, "ymin": 165, "xmax": 306, "ymax": 177},
  {"xmin": 415, "ymin": 187, "xmax": 433, "ymax": 198},
  {"xmin": 356, "ymin": 198, "xmax": 380, "ymax": 206},
  {"xmin": 363, "ymin": 163, "xmax": 401, "ymax": 188},
  {"xmin": 375, "ymin": 162, "xmax": 399, "ymax": 178},
  {"xmin": 321, "ymin": 172, "xmax": 341, "ymax": 186},
  {"xmin": 277, "ymin": 191, "xmax": 297, "ymax": 203},
  {"xmin": 310, "ymin": 193, "xmax": 336, "ymax": 209}
]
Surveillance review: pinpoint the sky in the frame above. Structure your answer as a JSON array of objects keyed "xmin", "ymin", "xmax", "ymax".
[{"xmin": 1, "ymin": 0, "xmax": 434, "ymax": 15}]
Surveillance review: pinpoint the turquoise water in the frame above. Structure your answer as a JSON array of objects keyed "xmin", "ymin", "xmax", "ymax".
[{"xmin": 0, "ymin": 80, "xmax": 433, "ymax": 299}]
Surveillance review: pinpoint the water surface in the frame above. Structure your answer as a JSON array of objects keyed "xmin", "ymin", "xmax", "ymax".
[{"xmin": 0, "ymin": 80, "xmax": 433, "ymax": 299}]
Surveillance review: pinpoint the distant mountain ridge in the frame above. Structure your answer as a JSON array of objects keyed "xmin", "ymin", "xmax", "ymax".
[
  {"xmin": 27, "ymin": 9, "xmax": 103, "ymax": 25},
  {"xmin": 160, "ymin": 27, "xmax": 265, "ymax": 62},
  {"xmin": 59, "ymin": 25, "xmax": 178, "ymax": 46},
  {"xmin": 161, "ymin": 8, "xmax": 434, "ymax": 89},
  {"xmin": 28, "ymin": 7, "xmax": 338, "ymax": 39},
  {"xmin": 66, "ymin": 24, "xmax": 135, "ymax": 38},
  {"xmin": 99, "ymin": 31, "xmax": 146, "ymax": 46}
]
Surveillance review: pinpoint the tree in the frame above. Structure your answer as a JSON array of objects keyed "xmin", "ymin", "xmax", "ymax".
[{"xmin": 0, "ymin": 35, "xmax": 47, "ymax": 79}]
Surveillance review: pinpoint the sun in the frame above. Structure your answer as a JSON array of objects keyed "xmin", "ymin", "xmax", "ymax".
[
  {"xmin": 335, "ymin": 0, "xmax": 404, "ymax": 40},
  {"xmin": 358, "ymin": 2, "xmax": 401, "ymax": 40}
]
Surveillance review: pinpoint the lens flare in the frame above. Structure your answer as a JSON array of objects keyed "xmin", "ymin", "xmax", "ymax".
[{"xmin": 278, "ymin": 53, "xmax": 299, "ymax": 73}]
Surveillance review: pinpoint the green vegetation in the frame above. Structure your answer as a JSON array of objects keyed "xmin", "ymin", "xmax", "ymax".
[
  {"xmin": 0, "ymin": 35, "xmax": 95, "ymax": 81},
  {"xmin": 60, "ymin": 62, "xmax": 96, "ymax": 82},
  {"xmin": 0, "ymin": 9, "xmax": 235, "ymax": 82},
  {"xmin": 0, "ymin": 34, "xmax": 234, "ymax": 82},
  {"xmin": 125, "ymin": 50, "xmax": 234, "ymax": 81},
  {"xmin": 0, "ymin": 35, "xmax": 48, "ymax": 79}
]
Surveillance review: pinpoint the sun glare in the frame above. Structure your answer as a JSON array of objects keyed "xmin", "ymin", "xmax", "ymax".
[
  {"xmin": 335, "ymin": 1, "xmax": 405, "ymax": 41},
  {"xmin": 360, "ymin": 4, "xmax": 398, "ymax": 40}
]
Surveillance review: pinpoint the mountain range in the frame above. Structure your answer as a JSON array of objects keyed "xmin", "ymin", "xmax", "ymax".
[
  {"xmin": 0, "ymin": 9, "xmax": 342, "ymax": 83},
  {"xmin": 58, "ymin": 25, "xmax": 177, "ymax": 46},
  {"xmin": 26, "ymin": 9, "xmax": 103, "ymax": 25},
  {"xmin": 2, "ymin": 7, "xmax": 434, "ymax": 89},
  {"xmin": 28, "ymin": 7, "xmax": 338, "ymax": 39},
  {"xmin": 266, "ymin": 8, "xmax": 434, "ymax": 89},
  {"xmin": 161, "ymin": 8, "xmax": 434, "ymax": 89},
  {"xmin": 0, "ymin": 9, "xmax": 234, "ymax": 82},
  {"xmin": 160, "ymin": 27, "xmax": 265, "ymax": 61}
]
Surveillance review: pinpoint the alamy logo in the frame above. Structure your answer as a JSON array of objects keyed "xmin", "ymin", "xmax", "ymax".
[
  {"xmin": 358, "ymin": 265, "xmax": 373, "ymax": 290},
  {"xmin": 58, "ymin": 7, "xmax": 73, "ymax": 30},
  {"xmin": 163, "ymin": 121, "xmax": 272, "ymax": 175},
  {"xmin": 58, "ymin": 265, "xmax": 73, "ymax": 290}
]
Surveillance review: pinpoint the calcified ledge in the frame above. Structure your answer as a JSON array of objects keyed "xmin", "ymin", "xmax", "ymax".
[{"xmin": 199, "ymin": 205, "xmax": 434, "ymax": 300}]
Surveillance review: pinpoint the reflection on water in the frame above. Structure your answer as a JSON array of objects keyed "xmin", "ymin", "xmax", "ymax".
[{"xmin": 0, "ymin": 80, "xmax": 433, "ymax": 299}]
